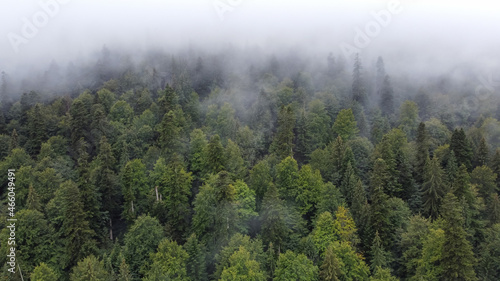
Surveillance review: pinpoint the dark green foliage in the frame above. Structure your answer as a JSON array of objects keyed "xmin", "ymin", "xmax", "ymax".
[
  {"xmin": 440, "ymin": 193, "xmax": 478, "ymax": 281},
  {"xmin": 205, "ymin": 134, "xmax": 225, "ymax": 175},
  {"xmin": 422, "ymin": 157, "xmax": 446, "ymax": 219},
  {"xmin": 123, "ymin": 215, "xmax": 164, "ymax": 277},
  {"xmin": 450, "ymin": 128, "xmax": 473, "ymax": 170},
  {"xmin": 415, "ymin": 122, "xmax": 429, "ymax": 185},
  {"xmin": 271, "ymin": 104, "xmax": 295, "ymax": 160}
]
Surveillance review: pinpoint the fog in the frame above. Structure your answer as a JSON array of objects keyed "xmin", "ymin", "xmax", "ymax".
[{"xmin": 1, "ymin": 0, "xmax": 499, "ymax": 97}]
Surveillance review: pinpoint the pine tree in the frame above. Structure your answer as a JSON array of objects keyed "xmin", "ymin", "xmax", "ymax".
[
  {"xmin": 161, "ymin": 154, "xmax": 193, "ymax": 242},
  {"xmin": 121, "ymin": 159, "xmax": 148, "ymax": 222},
  {"xmin": 490, "ymin": 149, "xmax": 500, "ymax": 189},
  {"xmin": 184, "ymin": 234, "xmax": 207, "ymax": 281},
  {"xmin": 450, "ymin": 128, "xmax": 473, "ymax": 170},
  {"xmin": 440, "ymin": 193, "xmax": 477, "ymax": 281},
  {"xmin": 320, "ymin": 244, "xmax": 341, "ymax": 281},
  {"xmin": 379, "ymin": 75, "xmax": 394, "ymax": 116},
  {"xmin": 70, "ymin": 255, "xmax": 110, "ymax": 281},
  {"xmin": 422, "ymin": 156, "xmax": 446, "ymax": 219},
  {"xmin": 332, "ymin": 108, "xmax": 359, "ymax": 141},
  {"xmin": 53, "ymin": 180, "xmax": 96, "ymax": 270},
  {"xmin": 271, "ymin": 104, "xmax": 296, "ymax": 160},
  {"xmin": 205, "ymin": 134, "xmax": 225, "ymax": 175},
  {"xmin": 261, "ymin": 184, "xmax": 289, "ymax": 256},
  {"xmin": 143, "ymin": 239, "xmax": 190, "ymax": 281},
  {"xmin": 370, "ymin": 231, "xmax": 390, "ymax": 271},
  {"xmin": 415, "ymin": 122, "xmax": 429, "ymax": 185},
  {"xmin": 475, "ymin": 137, "xmax": 489, "ymax": 167},
  {"xmin": 352, "ymin": 53, "xmax": 367, "ymax": 106}
]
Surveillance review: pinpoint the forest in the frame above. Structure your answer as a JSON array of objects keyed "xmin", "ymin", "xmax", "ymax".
[{"xmin": 0, "ymin": 46, "xmax": 500, "ymax": 281}]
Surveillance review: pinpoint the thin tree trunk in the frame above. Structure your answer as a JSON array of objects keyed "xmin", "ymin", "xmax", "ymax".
[{"xmin": 155, "ymin": 186, "xmax": 159, "ymax": 201}]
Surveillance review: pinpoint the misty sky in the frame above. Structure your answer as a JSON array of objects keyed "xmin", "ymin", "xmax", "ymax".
[{"xmin": 1, "ymin": 0, "xmax": 499, "ymax": 76}]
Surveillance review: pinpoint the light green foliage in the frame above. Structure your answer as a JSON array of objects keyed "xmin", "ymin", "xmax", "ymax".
[
  {"xmin": 413, "ymin": 228, "xmax": 445, "ymax": 281},
  {"xmin": 121, "ymin": 159, "xmax": 149, "ymax": 222},
  {"xmin": 276, "ymin": 156, "xmax": 299, "ymax": 200},
  {"xmin": 249, "ymin": 159, "xmax": 273, "ymax": 210},
  {"xmin": 296, "ymin": 164, "xmax": 323, "ymax": 216},
  {"xmin": 370, "ymin": 266, "xmax": 398, "ymax": 281},
  {"xmin": 220, "ymin": 246, "xmax": 267, "ymax": 281},
  {"xmin": 330, "ymin": 241, "xmax": 370, "ymax": 281},
  {"xmin": 320, "ymin": 244, "xmax": 342, "ymax": 281},
  {"xmin": 334, "ymin": 206, "xmax": 358, "ymax": 245},
  {"xmin": 143, "ymin": 239, "xmax": 189, "ymax": 281},
  {"xmin": 274, "ymin": 251, "xmax": 319, "ymax": 281},
  {"xmin": 70, "ymin": 255, "xmax": 109, "ymax": 281},
  {"xmin": 189, "ymin": 128, "xmax": 208, "ymax": 178},
  {"xmin": 332, "ymin": 108, "xmax": 358, "ymax": 141},
  {"xmin": 306, "ymin": 99, "xmax": 332, "ymax": 151},
  {"xmin": 215, "ymin": 234, "xmax": 264, "ymax": 280},
  {"xmin": 234, "ymin": 180, "xmax": 258, "ymax": 234},
  {"xmin": 31, "ymin": 263, "xmax": 59, "ymax": 281},
  {"xmin": 123, "ymin": 215, "xmax": 165, "ymax": 277},
  {"xmin": 312, "ymin": 212, "xmax": 338, "ymax": 254}
]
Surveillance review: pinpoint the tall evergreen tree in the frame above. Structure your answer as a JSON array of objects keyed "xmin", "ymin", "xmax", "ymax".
[
  {"xmin": 415, "ymin": 122, "xmax": 429, "ymax": 185},
  {"xmin": 352, "ymin": 53, "xmax": 367, "ymax": 106},
  {"xmin": 450, "ymin": 128, "xmax": 473, "ymax": 170},
  {"xmin": 379, "ymin": 75, "xmax": 394, "ymax": 116},
  {"xmin": 440, "ymin": 193, "xmax": 478, "ymax": 281},
  {"xmin": 271, "ymin": 104, "xmax": 296, "ymax": 160},
  {"xmin": 422, "ymin": 156, "xmax": 446, "ymax": 219},
  {"xmin": 475, "ymin": 137, "xmax": 489, "ymax": 167}
]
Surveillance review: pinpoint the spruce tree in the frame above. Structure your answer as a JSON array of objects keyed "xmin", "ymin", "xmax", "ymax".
[
  {"xmin": 440, "ymin": 193, "xmax": 478, "ymax": 281},
  {"xmin": 271, "ymin": 104, "xmax": 296, "ymax": 160},
  {"xmin": 379, "ymin": 75, "xmax": 394, "ymax": 116},
  {"xmin": 320, "ymin": 244, "xmax": 341, "ymax": 281},
  {"xmin": 450, "ymin": 128, "xmax": 473, "ymax": 170},
  {"xmin": 415, "ymin": 122, "xmax": 429, "ymax": 185},
  {"xmin": 422, "ymin": 156, "xmax": 446, "ymax": 219},
  {"xmin": 352, "ymin": 53, "xmax": 367, "ymax": 106}
]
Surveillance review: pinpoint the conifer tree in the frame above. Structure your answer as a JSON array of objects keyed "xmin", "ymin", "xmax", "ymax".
[
  {"xmin": 271, "ymin": 104, "xmax": 295, "ymax": 160},
  {"xmin": 379, "ymin": 75, "xmax": 394, "ymax": 116},
  {"xmin": 440, "ymin": 193, "xmax": 477, "ymax": 281},
  {"xmin": 352, "ymin": 53, "xmax": 367, "ymax": 106},
  {"xmin": 422, "ymin": 156, "xmax": 446, "ymax": 219}
]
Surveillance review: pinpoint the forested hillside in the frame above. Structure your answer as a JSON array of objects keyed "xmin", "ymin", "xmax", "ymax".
[{"xmin": 1, "ymin": 49, "xmax": 499, "ymax": 281}]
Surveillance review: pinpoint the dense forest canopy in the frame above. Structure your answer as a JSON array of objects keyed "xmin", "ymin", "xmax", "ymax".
[
  {"xmin": 1, "ymin": 0, "xmax": 500, "ymax": 280},
  {"xmin": 0, "ymin": 45, "xmax": 499, "ymax": 281}
]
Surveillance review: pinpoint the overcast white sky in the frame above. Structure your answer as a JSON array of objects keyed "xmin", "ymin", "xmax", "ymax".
[{"xmin": 1, "ymin": 0, "xmax": 499, "ymax": 74}]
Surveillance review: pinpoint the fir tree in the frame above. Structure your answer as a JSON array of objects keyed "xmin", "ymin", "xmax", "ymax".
[{"xmin": 440, "ymin": 193, "xmax": 478, "ymax": 281}]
